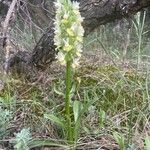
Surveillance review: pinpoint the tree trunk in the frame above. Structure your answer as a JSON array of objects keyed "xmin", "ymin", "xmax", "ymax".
[{"xmin": 2, "ymin": 0, "xmax": 150, "ymax": 73}]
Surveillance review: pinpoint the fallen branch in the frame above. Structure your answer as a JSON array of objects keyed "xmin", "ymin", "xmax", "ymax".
[
  {"xmin": 2, "ymin": 0, "xmax": 17, "ymax": 36},
  {"xmin": 2, "ymin": 0, "xmax": 18, "ymax": 74},
  {"xmin": 2, "ymin": 0, "xmax": 150, "ymax": 75}
]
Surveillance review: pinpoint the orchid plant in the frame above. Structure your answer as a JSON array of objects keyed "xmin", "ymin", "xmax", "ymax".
[{"xmin": 53, "ymin": 0, "xmax": 84, "ymax": 142}]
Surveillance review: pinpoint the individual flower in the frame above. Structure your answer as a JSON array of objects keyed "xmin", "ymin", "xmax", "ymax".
[
  {"xmin": 72, "ymin": 1, "xmax": 79, "ymax": 9},
  {"xmin": 54, "ymin": 2, "xmax": 61, "ymax": 10},
  {"xmin": 72, "ymin": 58, "xmax": 80, "ymax": 69},
  {"xmin": 67, "ymin": 28, "xmax": 75, "ymax": 37},
  {"xmin": 77, "ymin": 15, "xmax": 84, "ymax": 23},
  {"xmin": 63, "ymin": 12, "xmax": 69, "ymax": 19},
  {"xmin": 57, "ymin": 51, "xmax": 66, "ymax": 66},
  {"xmin": 63, "ymin": 39, "xmax": 73, "ymax": 52},
  {"xmin": 76, "ymin": 49, "xmax": 82, "ymax": 57}
]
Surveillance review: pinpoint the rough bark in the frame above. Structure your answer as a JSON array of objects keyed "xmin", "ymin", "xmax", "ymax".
[
  {"xmin": 2, "ymin": 0, "xmax": 150, "ymax": 73},
  {"xmin": 80, "ymin": 0, "xmax": 150, "ymax": 34}
]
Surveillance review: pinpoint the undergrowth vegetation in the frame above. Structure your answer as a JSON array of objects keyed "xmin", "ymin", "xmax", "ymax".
[{"xmin": 0, "ymin": 2, "xmax": 150, "ymax": 150}]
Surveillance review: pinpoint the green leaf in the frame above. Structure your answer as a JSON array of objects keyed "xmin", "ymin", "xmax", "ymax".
[
  {"xmin": 53, "ymin": 85, "xmax": 64, "ymax": 96},
  {"xmin": 70, "ymin": 84, "xmax": 76, "ymax": 99},
  {"xmin": 28, "ymin": 139, "xmax": 69, "ymax": 149},
  {"xmin": 113, "ymin": 132, "xmax": 125, "ymax": 150},
  {"xmin": 145, "ymin": 136, "xmax": 150, "ymax": 150},
  {"xmin": 44, "ymin": 114, "xmax": 65, "ymax": 128},
  {"xmin": 99, "ymin": 110, "xmax": 105, "ymax": 128},
  {"xmin": 73, "ymin": 100, "xmax": 82, "ymax": 123},
  {"xmin": 73, "ymin": 101, "xmax": 91, "ymax": 141},
  {"xmin": 83, "ymin": 127, "xmax": 90, "ymax": 134}
]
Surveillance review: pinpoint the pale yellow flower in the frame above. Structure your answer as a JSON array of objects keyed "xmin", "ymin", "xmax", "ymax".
[
  {"xmin": 76, "ymin": 52, "xmax": 81, "ymax": 57},
  {"xmin": 73, "ymin": 9, "xmax": 80, "ymax": 16},
  {"xmin": 54, "ymin": 23, "xmax": 61, "ymax": 35},
  {"xmin": 71, "ymin": 23, "xmax": 78, "ymax": 34},
  {"xmin": 61, "ymin": 19, "xmax": 69, "ymax": 24},
  {"xmin": 72, "ymin": 58, "xmax": 80, "ymax": 69},
  {"xmin": 72, "ymin": 1, "xmax": 80, "ymax": 10},
  {"xmin": 67, "ymin": 28, "xmax": 75, "ymax": 37},
  {"xmin": 63, "ymin": 39, "xmax": 73, "ymax": 51},
  {"xmin": 76, "ymin": 16, "xmax": 84, "ymax": 23},
  {"xmin": 64, "ymin": 44, "xmax": 73, "ymax": 52},
  {"xmin": 54, "ymin": 35, "xmax": 61, "ymax": 47},
  {"xmin": 74, "ymin": 42, "xmax": 82, "ymax": 56},
  {"xmin": 75, "ymin": 42, "xmax": 83, "ymax": 49},
  {"xmin": 57, "ymin": 52, "xmax": 66, "ymax": 66},
  {"xmin": 63, "ymin": 12, "xmax": 69, "ymax": 19},
  {"xmin": 78, "ymin": 25, "xmax": 84, "ymax": 36},
  {"xmin": 76, "ymin": 36, "xmax": 83, "ymax": 42},
  {"xmin": 76, "ymin": 49, "xmax": 82, "ymax": 57},
  {"xmin": 54, "ymin": 1, "xmax": 62, "ymax": 9}
]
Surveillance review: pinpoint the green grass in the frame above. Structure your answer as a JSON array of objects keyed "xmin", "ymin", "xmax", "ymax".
[{"xmin": 1, "ymin": 63, "xmax": 149, "ymax": 149}]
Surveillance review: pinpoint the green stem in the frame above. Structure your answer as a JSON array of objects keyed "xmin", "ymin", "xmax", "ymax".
[
  {"xmin": 65, "ymin": 60, "xmax": 72, "ymax": 142},
  {"xmin": 137, "ymin": 33, "xmax": 142, "ymax": 70}
]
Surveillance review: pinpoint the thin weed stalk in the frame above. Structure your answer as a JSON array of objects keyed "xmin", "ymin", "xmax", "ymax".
[{"xmin": 133, "ymin": 11, "xmax": 146, "ymax": 70}]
